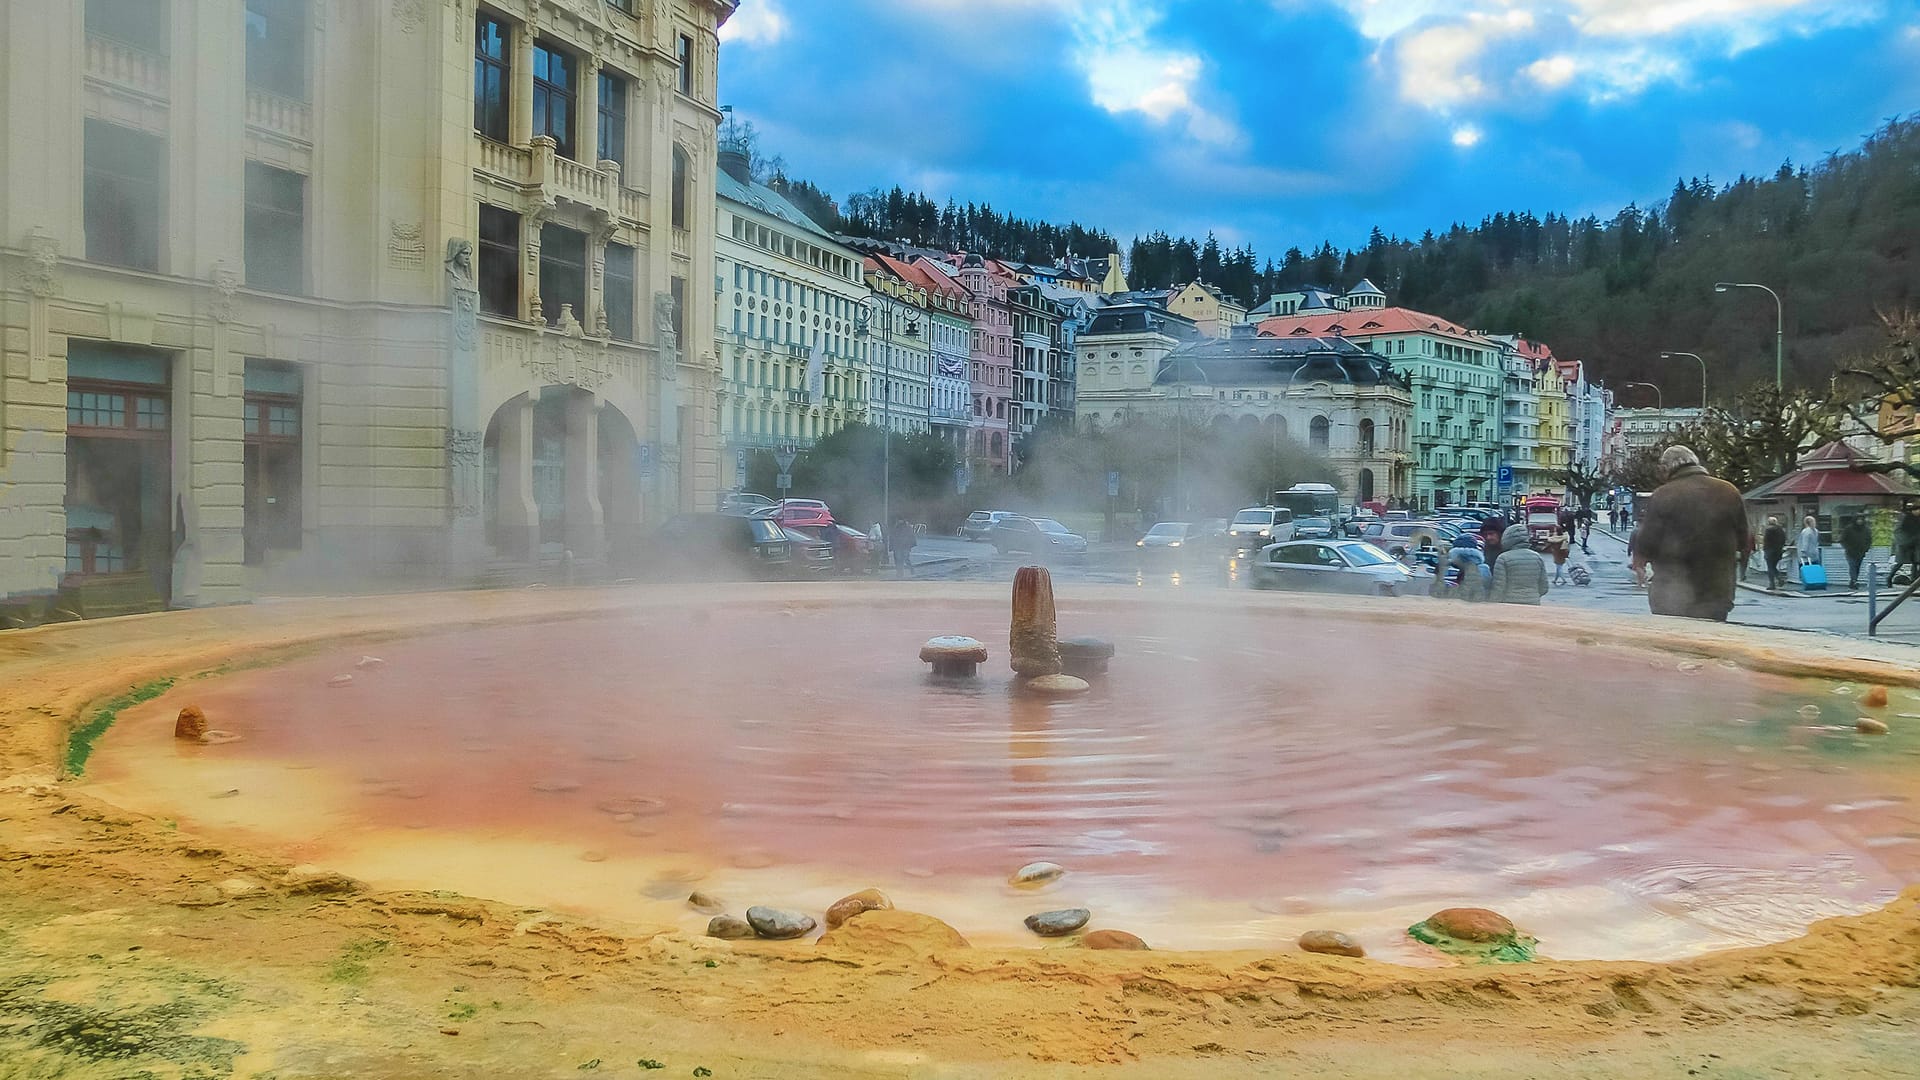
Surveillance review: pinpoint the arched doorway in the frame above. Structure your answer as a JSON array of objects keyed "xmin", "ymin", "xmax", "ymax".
[
  {"xmin": 1309, "ymin": 415, "xmax": 1330, "ymax": 451},
  {"xmin": 1237, "ymin": 414, "xmax": 1259, "ymax": 430},
  {"xmin": 1359, "ymin": 418, "xmax": 1375, "ymax": 455},
  {"xmin": 483, "ymin": 387, "xmax": 638, "ymax": 564},
  {"xmin": 1358, "ymin": 467, "xmax": 1376, "ymax": 503},
  {"xmin": 1263, "ymin": 413, "xmax": 1288, "ymax": 441}
]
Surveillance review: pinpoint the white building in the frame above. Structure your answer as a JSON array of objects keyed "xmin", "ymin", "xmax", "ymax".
[{"xmin": 861, "ymin": 261, "xmax": 932, "ymax": 436}]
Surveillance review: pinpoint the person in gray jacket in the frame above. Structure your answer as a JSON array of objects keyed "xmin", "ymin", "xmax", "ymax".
[{"xmin": 1487, "ymin": 524, "xmax": 1550, "ymax": 605}]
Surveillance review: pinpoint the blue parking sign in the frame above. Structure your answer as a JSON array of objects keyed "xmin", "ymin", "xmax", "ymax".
[{"xmin": 1496, "ymin": 464, "xmax": 1514, "ymax": 490}]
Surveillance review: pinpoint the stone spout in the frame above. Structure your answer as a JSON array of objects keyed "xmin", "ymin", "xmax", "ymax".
[{"xmin": 1010, "ymin": 565, "xmax": 1062, "ymax": 677}]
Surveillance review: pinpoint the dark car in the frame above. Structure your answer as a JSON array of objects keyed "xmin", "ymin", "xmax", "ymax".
[
  {"xmin": 1293, "ymin": 516, "xmax": 1336, "ymax": 540},
  {"xmin": 650, "ymin": 513, "xmax": 791, "ymax": 579},
  {"xmin": 779, "ymin": 525, "xmax": 836, "ymax": 576}
]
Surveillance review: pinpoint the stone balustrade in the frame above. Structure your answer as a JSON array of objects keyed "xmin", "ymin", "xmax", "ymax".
[{"xmin": 85, "ymin": 34, "xmax": 169, "ymax": 101}]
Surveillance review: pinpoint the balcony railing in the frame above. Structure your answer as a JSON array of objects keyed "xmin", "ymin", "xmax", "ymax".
[
  {"xmin": 85, "ymin": 35, "xmax": 168, "ymax": 101},
  {"xmin": 671, "ymin": 228, "xmax": 691, "ymax": 258},
  {"xmin": 245, "ymin": 88, "xmax": 312, "ymax": 144},
  {"xmin": 477, "ymin": 137, "xmax": 531, "ymax": 184},
  {"xmin": 549, "ymin": 153, "xmax": 611, "ymax": 206}
]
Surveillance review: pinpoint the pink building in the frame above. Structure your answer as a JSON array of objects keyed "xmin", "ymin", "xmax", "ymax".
[{"xmin": 952, "ymin": 253, "xmax": 1016, "ymax": 473}]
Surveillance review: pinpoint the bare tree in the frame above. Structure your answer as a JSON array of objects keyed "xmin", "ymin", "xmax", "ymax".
[{"xmin": 1836, "ymin": 309, "xmax": 1920, "ymax": 480}]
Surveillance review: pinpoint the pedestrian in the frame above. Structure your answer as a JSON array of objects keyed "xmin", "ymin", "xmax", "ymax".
[
  {"xmin": 1796, "ymin": 515, "xmax": 1822, "ymax": 587},
  {"xmin": 1893, "ymin": 503, "xmax": 1920, "ymax": 585},
  {"xmin": 1576, "ymin": 505, "xmax": 1594, "ymax": 553},
  {"xmin": 1840, "ymin": 514, "xmax": 1873, "ymax": 591},
  {"xmin": 1478, "ymin": 514, "xmax": 1508, "ymax": 569},
  {"xmin": 1629, "ymin": 446, "xmax": 1752, "ymax": 622},
  {"xmin": 1436, "ymin": 531, "xmax": 1488, "ymax": 600},
  {"xmin": 1546, "ymin": 522, "xmax": 1571, "ymax": 585},
  {"xmin": 868, "ymin": 521, "xmax": 886, "ymax": 574},
  {"xmin": 891, "ymin": 518, "xmax": 917, "ymax": 578},
  {"xmin": 1487, "ymin": 523, "xmax": 1550, "ymax": 604},
  {"xmin": 1762, "ymin": 516, "xmax": 1788, "ymax": 590}
]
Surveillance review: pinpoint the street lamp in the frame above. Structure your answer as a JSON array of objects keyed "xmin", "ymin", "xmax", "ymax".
[
  {"xmin": 1625, "ymin": 381, "xmax": 1663, "ymax": 409},
  {"xmin": 1660, "ymin": 351, "xmax": 1708, "ymax": 408},
  {"xmin": 855, "ymin": 295, "xmax": 920, "ymax": 536},
  {"xmin": 1714, "ymin": 282, "xmax": 1784, "ymax": 388}
]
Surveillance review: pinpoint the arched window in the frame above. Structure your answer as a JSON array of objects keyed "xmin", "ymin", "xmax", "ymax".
[
  {"xmin": 1310, "ymin": 415, "xmax": 1330, "ymax": 450},
  {"xmin": 1359, "ymin": 418, "xmax": 1375, "ymax": 455},
  {"xmin": 671, "ymin": 144, "xmax": 690, "ymax": 230}
]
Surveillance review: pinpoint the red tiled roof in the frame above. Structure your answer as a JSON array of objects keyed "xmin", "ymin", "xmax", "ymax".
[
  {"xmin": 1255, "ymin": 306, "xmax": 1480, "ymax": 342},
  {"xmin": 1744, "ymin": 442, "xmax": 1919, "ymax": 499}
]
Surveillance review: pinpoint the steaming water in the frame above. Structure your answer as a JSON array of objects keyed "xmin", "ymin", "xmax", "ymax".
[{"xmin": 86, "ymin": 601, "xmax": 1920, "ymax": 963}]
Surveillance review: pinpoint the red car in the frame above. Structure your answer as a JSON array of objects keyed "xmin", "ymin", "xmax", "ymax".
[
  {"xmin": 793, "ymin": 524, "xmax": 876, "ymax": 573},
  {"xmin": 758, "ymin": 499, "xmax": 834, "ymax": 529}
]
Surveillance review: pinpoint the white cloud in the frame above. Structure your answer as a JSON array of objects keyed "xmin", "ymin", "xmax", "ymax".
[
  {"xmin": 1071, "ymin": 1, "xmax": 1241, "ymax": 146},
  {"xmin": 718, "ymin": 0, "xmax": 788, "ymax": 47},
  {"xmin": 1320, "ymin": 0, "xmax": 1880, "ymax": 112},
  {"xmin": 1451, "ymin": 123, "xmax": 1484, "ymax": 147}
]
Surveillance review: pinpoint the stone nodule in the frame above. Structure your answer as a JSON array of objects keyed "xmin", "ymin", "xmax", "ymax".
[
  {"xmin": 1058, "ymin": 636, "xmax": 1115, "ymax": 678},
  {"xmin": 921, "ymin": 636, "xmax": 988, "ymax": 678},
  {"xmin": 1022, "ymin": 673, "xmax": 1090, "ymax": 698},
  {"xmin": 1010, "ymin": 566, "xmax": 1062, "ymax": 678},
  {"xmin": 174, "ymin": 705, "xmax": 209, "ymax": 742}
]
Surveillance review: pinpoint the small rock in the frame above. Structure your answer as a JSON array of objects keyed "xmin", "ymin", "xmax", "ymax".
[
  {"xmin": 1298, "ymin": 930, "xmax": 1365, "ymax": 957},
  {"xmin": 1858, "ymin": 717, "xmax": 1890, "ymax": 735},
  {"xmin": 356, "ymin": 655, "xmax": 386, "ymax": 670},
  {"xmin": 219, "ymin": 877, "xmax": 262, "ymax": 897},
  {"xmin": 327, "ymin": 674, "xmax": 354, "ymax": 688},
  {"xmin": 1024, "ymin": 908, "xmax": 1091, "ymax": 937},
  {"xmin": 208, "ymin": 788, "xmax": 240, "ymax": 800},
  {"xmin": 688, "ymin": 892, "xmax": 725, "ymax": 914},
  {"xmin": 175, "ymin": 885, "xmax": 226, "ymax": 908},
  {"xmin": 174, "ymin": 705, "xmax": 209, "ymax": 741},
  {"xmin": 1023, "ymin": 674, "xmax": 1090, "ymax": 698},
  {"xmin": 596, "ymin": 795, "xmax": 667, "ymax": 817},
  {"xmin": 824, "ymin": 888, "xmax": 893, "ymax": 929},
  {"xmin": 1083, "ymin": 929, "xmax": 1148, "ymax": 950},
  {"xmin": 705, "ymin": 914, "xmax": 755, "ymax": 940},
  {"xmin": 579, "ymin": 850, "xmax": 608, "ymax": 863},
  {"xmin": 1009, "ymin": 861, "xmax": 1066, "ymax": 887},
  {"xmin": 282, "ymin": 866, "xmax": 362, "ymax": 895},
  {"xmin": 1422, "ymin": 907, "xmax": 1515, "ymax": 943},
  {"xmin": 1861, "ymin": 686, "xmax": 1890, "ymax": 709},
  {"xmin": 745, "ymin": 906, "xmax": 816, "ymax": 940},
  {"xmin": 818, "ymin": 910, "xmax": 969, "ymax": 955}
]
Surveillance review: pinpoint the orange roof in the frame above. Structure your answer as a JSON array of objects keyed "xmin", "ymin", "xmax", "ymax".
[
  {"xmin": 902, "ymin": 255, "xmax": 970, "ymax": 300},
  {"xmin": 1255, "ymin": 306, "xmax": 1481, "ymax": 343}
]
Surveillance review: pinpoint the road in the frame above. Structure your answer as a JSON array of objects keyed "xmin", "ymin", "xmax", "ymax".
[{"xmin": 905, "ymin": 528, "xmax": 1920, "ymax": 645}]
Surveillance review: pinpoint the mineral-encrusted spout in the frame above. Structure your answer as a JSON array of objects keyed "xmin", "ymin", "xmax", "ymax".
[{"xmin": 1010, "ymin": 565, "xmax": 1063, "ymax": 678}]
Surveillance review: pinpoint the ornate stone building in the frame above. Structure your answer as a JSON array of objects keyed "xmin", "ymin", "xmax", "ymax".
[{"xmin": 0, "ymin": 0, "xmax": 732, "ymax": 619}]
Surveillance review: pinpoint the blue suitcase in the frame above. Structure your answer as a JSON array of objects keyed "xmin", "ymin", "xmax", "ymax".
[{"xmin": 1800, "ymin": 562, "xmax": 1828, "ymax": 591}]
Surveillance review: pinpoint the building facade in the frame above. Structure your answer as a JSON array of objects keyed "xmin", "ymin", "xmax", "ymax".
[
  {"xmin": 1008, "ymin": 283, "xmax": 1060, "ymax": 437},
  {"xmin": 1072, "ymin": 303, "xmax": 1201, "ymax": 429},
  {"xmin": 952, "ymin": 253, "xmax": 1014, "ymax": 473},
  {"xmin": 1617, "ymin": 407, "xmax": 1706, "ymax": 451},
  {"xmin": 715, "ymin": 146, "xmax": 868, "ymax": 487},
  {"xmin": 860, "ymin": 261, "xmax": 932, "ymax": 436},
  {"xmin": 2, "ymin": 0, "xmax": 733, "ymax": 618},
  {"xmin": 1166, "ymin": 281, "xmax": 1247, "ymax": 338},
  {"xmin": 870, "ymin": 254, "xmax": 970, "ymax": 446}
]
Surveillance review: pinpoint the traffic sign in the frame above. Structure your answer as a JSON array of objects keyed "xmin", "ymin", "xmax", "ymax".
[
  {"xmin": 1496, "ymin": 463, "xmax": 1514, "ymax": 491},
  {"xmin": 637, "ymin": 443, "xmax": 655, "ymax": 478},
  {"xmin": 1107, "ymin": 470, "xmax": 1121, "ymax": 497},
  {"xmin": 776, "ymin": 471, "xmax": 792, "ymax": 491},
  {"xmin": 773, "ymin": 447, "xmax": 798, "ymax": 473},
  {"xmin": 954, "ymin": 466, "xmax": 971, "ymax": 494}
]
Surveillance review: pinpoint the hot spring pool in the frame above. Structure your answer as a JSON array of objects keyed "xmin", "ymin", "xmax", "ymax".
[{"xmin": 83, "ymin": 598, "xmax": 1920, "ymax": 963}]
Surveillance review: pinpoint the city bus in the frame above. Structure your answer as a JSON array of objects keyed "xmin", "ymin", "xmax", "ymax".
[{"xmin": 1270, "ymin": 482, "xmax": 1341, "ymax": 520}]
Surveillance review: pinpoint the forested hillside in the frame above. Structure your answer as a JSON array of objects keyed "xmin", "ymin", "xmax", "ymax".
[{"xmin": 762, "ymin": 117, "xmax": 1920, "ymax": 400}]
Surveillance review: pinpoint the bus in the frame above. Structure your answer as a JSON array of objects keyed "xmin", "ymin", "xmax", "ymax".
[{"xmin": 1270, "ymin": 482, "xmax": 1340, "ymax": 520}]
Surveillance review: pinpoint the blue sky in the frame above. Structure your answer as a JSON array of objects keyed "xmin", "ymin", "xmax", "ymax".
[{"xmin": 719, "ymin": 1, "xmax": 1920, "ymax": 257}]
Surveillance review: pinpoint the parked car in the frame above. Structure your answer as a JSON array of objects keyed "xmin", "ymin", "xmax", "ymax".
[
  {"xmin": 961, "ymin": 510, "xmax": 1022, "ymax": 542},
  {"xmin": 1227, "ymin": 506, "xmax": 1296, "ymax": 557},
  {"xmin": 1136, "ymin": 522, "xmax": 1203, "ymax": 559},
  {"xmin": 756, "ymin": 499, "xmax": 834, "ymax": 529},
  {"xmin": 649, "ymin": 513, "xmax": 791, "ymax": 579},
  {"xmin": 718, "ymin": 491, "xmax": 777, "ymax": 515},
  {"xmin": 1250, "ymin": 540, "xmax": 1416, "ymax": 596},
  {"xmin": 792, "ymin": 523, "xmax": 876, "ymax": 573},
  {"xmin": 779, "ymin": 525, "xmax": 836, "ymax": 576},
  {"xmin": 1293, "ymin": 516, "xmax": 1337, "ymax": 540},
  {"xmin": 990, "ymin": 515, "xmax": 1089, "ymax": 556}
]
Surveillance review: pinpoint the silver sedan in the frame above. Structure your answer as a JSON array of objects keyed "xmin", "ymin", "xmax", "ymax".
[{"xmin": 1250, "ymin": 540, "xmax": 1416, "ymax": 596}]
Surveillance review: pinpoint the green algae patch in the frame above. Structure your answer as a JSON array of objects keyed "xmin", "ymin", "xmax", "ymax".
[
  {"xmin": 65, "ymin": 677, "xmax": 176, "ymax": 776},
  {"xmin": 1408, "ymin": 919, "xmax": 1538, "ymax": 963}
]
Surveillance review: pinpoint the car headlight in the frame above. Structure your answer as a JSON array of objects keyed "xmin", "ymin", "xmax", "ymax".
[
  {"xmin": 1169, "ymin": 541, "xmax": 1182, "ymax": 548},
  {"xmin": 1136, "ymin": 540, "xmax": 1145, "ymax": 547}
]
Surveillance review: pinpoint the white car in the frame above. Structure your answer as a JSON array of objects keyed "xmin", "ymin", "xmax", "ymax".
[
  {"xmin": 961, "ymin": 510, "xmax": 1018, "ymax": 542},
  {"xmin": 1227, "ymin": 506, "xmax": 1296, "ymax": 557},
  {"xmin": 1251, "ymin": 540, "xmax": 1416, "ymax": 596}
]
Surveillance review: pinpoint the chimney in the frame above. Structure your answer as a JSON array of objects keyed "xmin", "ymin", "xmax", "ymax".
[{"xmin": 718, "ymin": 143, "xmax": 751, "ymax": 184}]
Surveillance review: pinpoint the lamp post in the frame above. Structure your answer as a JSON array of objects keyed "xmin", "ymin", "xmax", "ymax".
[
  {"xmin": 1625, "ymin": 381, "xmax": 1663, "ymax": 409},
  {"xmin": 1714, "ymin": 282, "xmax": 1784, "ymax": 388},
  {"xmin": 856, "ymin": 295, "xmax": 920, "ymax": 535},
  {"xmin": 1660, "ymin": 350, "xmax": 1708, "ymax": 408}
]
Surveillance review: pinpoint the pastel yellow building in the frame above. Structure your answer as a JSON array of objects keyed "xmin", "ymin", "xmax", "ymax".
[
  {"xmin": 1536, "ymin": 360, "xmax": 1575, "ymax": 478},
  {"xmin": 1166, "ymin": 280, "xmax": 1247, "ymax": 338},
  {"xmin": 1, "ymin": 0, "xmax": 732, "ymax": 620}
]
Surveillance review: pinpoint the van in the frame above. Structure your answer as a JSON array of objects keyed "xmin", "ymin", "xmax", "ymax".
[{"xmin": 1227, "ymin": 506, "xmax": 1295, "ymax": 556}]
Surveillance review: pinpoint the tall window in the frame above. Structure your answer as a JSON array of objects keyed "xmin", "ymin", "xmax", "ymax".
[
  {"xmin": 477, "ymin": 205, "xmax": 520, "ymax": 317},
  {"xmin": 243, "ymin": 162, "xmax": 306, "ymax": 294},
  {"xmin": 87, "ymin": 0, "xmax": 169, "ymax": 54},
  {"xmin": 473, "ymin": 10, "xmax": 510, "ymax": 141},
  {"xmin": 538, "ymin": 224, "xmax": 587, "ymax": 328},
  {"xmin": 83, "ymin": 120, "xmax": 164, "ymax": 272},
  {"xmin": 532, "ymin": 42, "xmax": 577, "ymax": 159},
  {"xmin": 604, "ymin": 242, "xmax": 636, "ymax": 341},
  {"xmin": 597, "ymin": 71, "xmax": 627, "ymax": 171},
  {"xmin": 1310, "ymin": 415, "xmax": 1331, "ymax": 451},
  {"xmin": 676, "ymin": 33, "xmax": 693, "ymax": 95},
  {"xmin": 242, "ymin": 360, "xmax": 303, "ymax": 564},
  {"xmin": 245, "ymin": 0, "xmax": 308, "ymax": 100},
  {"xmin": 670, "ymin": 145, "xmax": 689, "ymax": 230}
]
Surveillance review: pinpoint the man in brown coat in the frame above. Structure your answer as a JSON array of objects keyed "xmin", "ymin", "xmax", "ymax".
[{"xmin": 1629, "ymin": 446, "xmax": 1752, "ymax": 621}]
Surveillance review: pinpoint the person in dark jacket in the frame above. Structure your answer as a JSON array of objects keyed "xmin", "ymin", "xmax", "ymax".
[
  {"xmin": 1839, "ymin": 515, "xmax": 1874, "ymax": 591},
  {"xmin": 1894, "ymin": 503, "xmax": 1920, "ymax": 585},
  {"xmin": 1761, "ymin": 516, "xmax": 1788, "ymax": 590},
  {"xmin": 1478, "ymin": 515, "xmax": 1509, "ymax": 568},
  {"xmin": 1630, "ymin": 446, "xmax": 1752, "ymax": 621}
]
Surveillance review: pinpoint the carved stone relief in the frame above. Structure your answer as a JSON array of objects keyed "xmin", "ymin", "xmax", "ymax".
[
  {"xmin": 22, "ymin": 228, "xmax": 59, "ymax": 297},
  {"xmin": 389, "ymin": 220, "xmax": 426, "ymax": 270},
  {"xmin": 393, "ymin": 0, "xmax": 427, "ymax": 32}
]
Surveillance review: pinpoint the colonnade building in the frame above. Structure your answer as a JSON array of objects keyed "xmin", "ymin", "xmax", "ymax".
[{"xmin": 0, "ymin": 0, "xmax": 732, "ymax": 620}]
